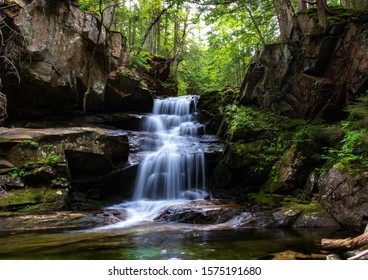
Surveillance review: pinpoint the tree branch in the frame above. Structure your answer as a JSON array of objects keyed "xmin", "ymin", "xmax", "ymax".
[
  {"xmin": 347, "ymin": 248, "xmax": 368, "ymax": 260},
  {"xmin": 138, "ymin": 3, "xmax": 174, "ymax": 54}
]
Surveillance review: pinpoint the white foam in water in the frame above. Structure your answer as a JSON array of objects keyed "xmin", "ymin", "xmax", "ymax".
[{"xmin": 100, "ymin": 95, "xmax": 207, "ymax": 230}]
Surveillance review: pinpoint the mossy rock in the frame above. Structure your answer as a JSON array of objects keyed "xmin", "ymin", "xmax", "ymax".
[
  {"xmin": 291, "ymin": 199, "xmax": 341, "ymax": 228},
  {"xmin": 0, "ymin": 187, "xmax": 68, "ymax": 212}
]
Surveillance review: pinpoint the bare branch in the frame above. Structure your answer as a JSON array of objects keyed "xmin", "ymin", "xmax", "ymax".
[
  {"xmin": 0, "ymin": 55, "xmax": 21, "ymax": 84},
  {"xmin": 347, "ymin": 249, "xmax": 368, "ymax": 260}
]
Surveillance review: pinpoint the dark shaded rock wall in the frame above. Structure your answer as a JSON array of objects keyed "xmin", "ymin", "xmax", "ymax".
[{"xmin": 0, "ymin": 0, "xmax": 174, "ymax": 120}]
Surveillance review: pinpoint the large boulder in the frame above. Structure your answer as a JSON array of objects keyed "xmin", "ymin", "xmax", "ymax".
[
  {"xmin": 0, "ymin": 126, "xmax": 133, "ymax": 210},
  {"xmin": 318, "ymin": 165, "xmax": 368, "ymax": 232},
  {"xmin": 262, "ymin": 143, "xmax": 318, "ymax": 194}
]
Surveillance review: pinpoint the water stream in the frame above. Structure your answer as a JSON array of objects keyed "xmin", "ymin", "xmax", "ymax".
[
  {"xmin": 0, "ymin": 95, "xmax": 350, "ymax": 260},
  {"xmin": 103, "ymin": 95, "xmax": 208, "ymax": 229}
]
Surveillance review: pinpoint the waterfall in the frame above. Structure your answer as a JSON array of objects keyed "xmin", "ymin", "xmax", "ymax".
[
  {"xmin": 133, "ymin": 95, "xmax": 206, "ymax": 201},
  {"xmin": 103, "ymin": 95, "xmax": 207, "ymax": 229}
]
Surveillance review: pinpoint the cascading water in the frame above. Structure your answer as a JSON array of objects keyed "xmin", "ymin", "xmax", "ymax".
[{"xmin": 104, "ymin": 95, "xmax": 207, "ymax": 229}]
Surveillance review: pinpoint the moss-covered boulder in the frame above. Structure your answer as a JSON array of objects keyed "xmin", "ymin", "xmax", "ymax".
[
  {"xmin": 0, "ymin": 187, "xmax": 68, "ymax": 212},
  {"xmin": 262, "ymin": 143, "xmax": 317, "ymax": 194}
]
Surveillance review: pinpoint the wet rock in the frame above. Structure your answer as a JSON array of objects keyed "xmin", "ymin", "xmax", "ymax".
[
  {"xmin": 234, "ymin": 207, "xmax": 301, "ymax": 229},
  {"xmin": 273, "ymin": 207, "xmax": 302, "ymax": 226},
  {"xmin": 318, "ymin": 165, "xmax": 368, "ymax": 232},
  {"xmin": 154, "ymin": 201, "xmax": 245, "ymax": 224},
  {"xmin": 0, "ymin": 209, "xmax": 128, "ymax": 231},
  {"xmin": 152, "ymin": 199, "xmax": 337, "ymax": 230},
  {"xmin": 90, "ymin": 113, "xmax": 143, "ymax": 131},
  {"xmin": 0, "ymin": 175, "xmax": 25, "ymax": 189}
]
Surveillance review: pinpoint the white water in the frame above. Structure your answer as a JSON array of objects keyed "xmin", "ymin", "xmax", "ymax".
[{"xmin": 103, "ymin": 95, "xmax": 207, "ymax": 229}]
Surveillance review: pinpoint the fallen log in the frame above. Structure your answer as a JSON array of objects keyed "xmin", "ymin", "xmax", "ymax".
[{"xmin": 321, "ymin": 232, "xmax": 368, "ymax": 253}]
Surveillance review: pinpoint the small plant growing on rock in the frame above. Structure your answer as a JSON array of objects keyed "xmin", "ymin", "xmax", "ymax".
[
  {"xmin": 20, "ymin": 140, "xmax": 39, "ymax": 149},
  {"xmin": 47, "ymin": 154, "xmax": 60, "ymax": 166},
  {"xmin": 9, "ymin": 166, "xmax": 27, "ymax": 178}
]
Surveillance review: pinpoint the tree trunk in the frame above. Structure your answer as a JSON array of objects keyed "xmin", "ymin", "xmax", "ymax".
[
  {"xmin": 297, "ymin": 0, "xmax": 307, "ymax": 12},
  {"xmin": 139, "ymin": 2, "xmax": 174, "ymax": 54},
  {"xmin": 156, "ymin": 18, "xmax": 161, "ymax": 55},
  {"xmin": 163, "ymin": 14, "xmax": 168, "ymax": 58},
  {"xmin": 273, "ymin": 0, "xmax": 295, "ymax": 41},
  {"xmin": 316, "ymin": 0, "xmax": 328, "ymax": 32},
  {"xmin": 170, "ymin": 9, "xmax": 189, "ymax": 81},
  {"xmin": 103, "ymin": 0, "xmax": 116, "ymax": 29},
  {"xmin": 321, "ymin": 232, "xmax": 368, "ymax": 253},
  {"xmin": 343, "ymin": 0, "xmax": 350, "ymax": 8}
]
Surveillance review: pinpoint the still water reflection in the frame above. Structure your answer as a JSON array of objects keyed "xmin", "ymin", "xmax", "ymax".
[{"xmin": 0, "ymin": 222, "xmax": 347, "ymax": 260}]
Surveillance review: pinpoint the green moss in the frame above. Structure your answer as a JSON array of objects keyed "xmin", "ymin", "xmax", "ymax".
[
  {"xmin": 225, "ymin": 104, "xmax": 297, "ymax": 143},
  {"xmin": 0, "ymin": 188, "xmax": 68, "ymax": 212},
  {"xmin": 263, "ymin": 165, "xmax": 282, "ymax": 194},
  {"xmin": 247, "ymin": 191, "xmax": 283, "ymax": 206},
  {"xmin": 47, "ymin": 154, "xmax": 60, "ymax": 166},
  {"xmin": 20, "ymin": 140, "xmax": 39, "ymax": 149},
  {"xmin": 0, "ymin": 138, "xmax": 14, "ymax": 143},
  {"xmin": 0, "ymin": 188, "xmax": 45, "ymax": 208},
  {"xmin": 285, "ymin": 199, "xmax": 324, "ymax": 213},
  {"xmin": 139, "ymin": 80, "xmax": 148, "ymax": 89},
  {"xmin": 233, "ymin": 140, "xmax": 264, "ymax": 156}
]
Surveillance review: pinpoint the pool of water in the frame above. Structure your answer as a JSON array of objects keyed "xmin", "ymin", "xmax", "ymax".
[{"xmin": 0, "ymin": 222, "xmax": 348, "ymax": 260}]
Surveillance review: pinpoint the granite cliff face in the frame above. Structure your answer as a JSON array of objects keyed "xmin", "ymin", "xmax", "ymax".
[
  {"xmin": 240, "ymin": 11, "xmax": 368, "ymax": 122},
  {"xmin": 0, "ymin": 0, "xmax": 173, "ymax": 120}
]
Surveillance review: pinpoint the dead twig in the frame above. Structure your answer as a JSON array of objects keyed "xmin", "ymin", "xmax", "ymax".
[{"xmin": 347, "ymin": 248, "xmax": 368, "ymax": 260}]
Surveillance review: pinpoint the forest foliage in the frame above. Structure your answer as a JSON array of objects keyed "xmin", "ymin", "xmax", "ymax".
[
  {"xmin": 74, "ymin": 0, "xmax": 368, "ymax": 95},
  {"xmin": 1, "ymin": 0, "xmax": 367, "ymax": 96}
]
